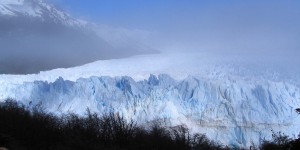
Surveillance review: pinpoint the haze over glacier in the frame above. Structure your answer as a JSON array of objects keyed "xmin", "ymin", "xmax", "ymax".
[{"xmin": 1, "ymin": 0, "xmax": 300, "ymax": 148}]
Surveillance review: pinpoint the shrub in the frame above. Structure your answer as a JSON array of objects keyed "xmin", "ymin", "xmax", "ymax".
[
  {"xmin": 260, "ymin": 131, "xmax": 300, "ymax": 150},
  {"xmin": 0, "ymin": 99, "xmax": 228, "ymax": 150}
]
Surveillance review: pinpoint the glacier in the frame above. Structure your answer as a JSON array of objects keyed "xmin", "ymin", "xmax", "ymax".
[
  {"xmin": 1, "ymin": 53, "xmax": 300, "ymax": 148},
  {"xmin": 1, "ymin": 66, "xmax": 300, "ymax": 148}
]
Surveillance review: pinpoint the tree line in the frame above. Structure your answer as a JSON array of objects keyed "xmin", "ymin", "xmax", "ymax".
[
  {"xmin": 1, "ymin": 99, "xmax": 300, "ymax": 150},
  {"xmin": 0, "ymin": 99, "xmax": 227, "ymax": 150}
]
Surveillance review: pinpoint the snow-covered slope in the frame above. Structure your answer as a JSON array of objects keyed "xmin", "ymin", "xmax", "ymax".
[
  {"xmin": 0, "ymin": 52, "xmax": 298, "ymax": 84},
  {"xmin": 0, "ymin": 0, "xmax": 86, "ymax": 27},
  {"xmin": 0, "ymin": 53, "xmax": 300, "ymax": 148}
]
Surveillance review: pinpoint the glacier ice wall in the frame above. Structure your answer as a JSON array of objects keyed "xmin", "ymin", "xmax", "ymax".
[{"xmin": 1, "ymin": 74, "xmax": 300, "ymax": 147}]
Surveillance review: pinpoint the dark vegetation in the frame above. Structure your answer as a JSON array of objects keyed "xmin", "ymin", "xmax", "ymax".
[
  {"xmin": 295, "ymin": 108, "xmax": 300, "ymax": 114},
  {"xmin": 0, "ymin": 100, "xmax": 228, "ymax": 150},
  {"xmin": 2, "ymin": 99, "xmax": 300, "ymax": 150},
  {"xmin": 260, "ymin": 131, "xmax": 300, "ymax": 150},
  {"xmin": 260, "ymin": 108, "xmax": 300, "ymax": 150}
]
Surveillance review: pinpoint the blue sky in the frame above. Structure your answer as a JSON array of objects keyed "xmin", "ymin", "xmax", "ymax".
[
  {"xmin": 51, "ymin": 0, "xmax": 300, "ymax": 29},
  {"xmin": 51, "ymin": 0, "xmax": 300, "ymax": 55},
  {"xmin": 51, "ymin": 0, "xmax": 207, "ymax": 28}
]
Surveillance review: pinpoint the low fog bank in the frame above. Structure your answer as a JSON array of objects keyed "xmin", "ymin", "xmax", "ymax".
[{"xmin": 148, "ymin": 0, "xmax": 300, "ymax": 76}]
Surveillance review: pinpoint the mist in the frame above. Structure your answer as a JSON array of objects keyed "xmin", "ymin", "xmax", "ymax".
[
  {"xmin": 142, "ymin": 0, "xmax": 300, "ymax": 75},
  {"xmin": 147, "ymin": 1, "xmax": 299, "ymax": 54},
  {"xmin": 58, "ymin": 0, "xmax": 299, "ymax": 64}
]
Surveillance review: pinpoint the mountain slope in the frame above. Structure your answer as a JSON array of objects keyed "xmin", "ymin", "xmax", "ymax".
[{"xmin": 0, "ymin": 0, "xmax": 155, "ymax": 74}]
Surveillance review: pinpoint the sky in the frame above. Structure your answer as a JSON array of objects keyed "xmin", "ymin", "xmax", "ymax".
[{"xmin": 51, "ymin": 0, "xmax": 300, "ymax": 56}]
